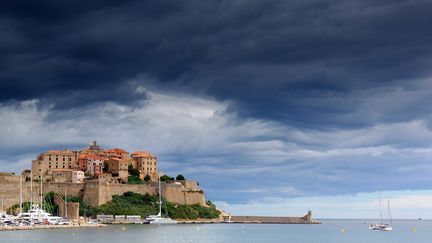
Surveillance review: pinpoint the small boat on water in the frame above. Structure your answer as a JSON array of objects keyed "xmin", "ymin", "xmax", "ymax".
[
  {"xmin": 369, "ymin": 195, "xmax": 392, "ymax": 232},
  {"xmin": 145, "ymin": 213, "xmax": 177, "ymax": 224},
  {"xmin": 144, "ymin": 178, "xmax": 177, "ymax": 225}
]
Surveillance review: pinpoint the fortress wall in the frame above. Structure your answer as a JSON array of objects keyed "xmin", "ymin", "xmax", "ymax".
[
  {"xmin": 96, "ymin": 182, "xmax": 156, "ymax": 206},
  {"xmin": 162, "ymin": 183, "xmax": 206, "ymax": 206},
  {"xmin": 0, "ymin": 175, "xmax": 22, "ymax": 209},
  {"xmin": 43, "ymin": 183, "xmax": 84, "ymax": 198},
  {"xmin": 1, "ymin": 175, "xmax": 207, "ymax": 209},
  {"xmin": 0, "ymin": 175, "xmax": 83, "ymax": 208},
  {"xmin": 184, "ymin": 191, "xmax": 206, "ymax": 206},
  {"xmin": 83, "ymin": 180, "xmax": 102, "ymax": 206}
]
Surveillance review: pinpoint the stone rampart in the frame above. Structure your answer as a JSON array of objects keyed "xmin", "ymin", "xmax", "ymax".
[
  {"xmin": 162, "ymin": 182, "xmax": 206, "ymax": 206},
  {"xmin": 0, "ymin": 174, "xmax": 206, "ymax": 209},
  {"xmin": 95, "ymin": 181, "xmax": 157, "ymax": 205}
]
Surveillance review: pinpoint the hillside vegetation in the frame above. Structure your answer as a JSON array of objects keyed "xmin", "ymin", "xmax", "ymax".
[{"xmin": 67, "ymin": 191, "xmax": 220, "ymax": 219}]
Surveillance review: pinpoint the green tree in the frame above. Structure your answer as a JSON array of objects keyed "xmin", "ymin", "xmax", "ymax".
[
  {"xmin": 128, "ymin": 176, "xmax": 143, "ymax": 184},
  {"xmin": 128, "ymin": 164, "xmax": 140, "ymax": 177},
  {"xmin": 144, "ymin": 174, "xmax": 151, "ymax": 182},
  {"xmin": 160, "ymin": 175, "xmax": 172, "ymax": 181},
  {"xmin": 176, "ymin": 174, "xmax": 185, "ymax": 180}
]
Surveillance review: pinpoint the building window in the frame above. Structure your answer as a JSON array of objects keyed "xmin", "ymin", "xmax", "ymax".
[{"xmin": 56, "ymin": 158, "xmax": 58, "ymax": 161}]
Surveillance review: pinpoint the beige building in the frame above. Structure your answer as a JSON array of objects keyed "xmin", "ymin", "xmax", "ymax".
[
  {"xmin": 31, "ymin": 150, "xmax": 79, "ymax": 179},
  {"xmin": 105, "ymin": 158, "xmax": 128, "ymax": 180},
  {"xmin": 51, "ymin": 169, "xmax": 74, "ymax": 183},
  {"xmin": 131, "ymin": 151, "xmax": 158, "ymax": 181}
]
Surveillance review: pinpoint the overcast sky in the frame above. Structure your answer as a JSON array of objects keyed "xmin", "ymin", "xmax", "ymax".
[{"xmin": 1, "ymin": 0, "xmax": 432, "ymax": 218}]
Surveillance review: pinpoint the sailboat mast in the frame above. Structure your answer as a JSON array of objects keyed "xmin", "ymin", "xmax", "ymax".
[
  {"xmin": 40, "ymin": 174, "xmax": 43, "ymax": 210},
  {"xmin": 30, "ymin": 171, "xmax": 33, "ymax": 223},
  {"xmin": 379, "ymin": 192, "xmax": 382, "ymax": 224},
  {"xmin": 20, "ymin": 174, "xmax": 22, "ymax": 213},
  {"xmin": 30, "ymin": 171, "xmax": 33, "ymax": 208},
  {"xmin": 158, "ymin": 177, "xmax": 162, "ymax": 216},
  {"xmin": 388, "ymin": 200, "xmax": 392, "ymax": 225},
  {"xmin": 65, "ymin": 187, "xmax": 68, "ymax": 219}
]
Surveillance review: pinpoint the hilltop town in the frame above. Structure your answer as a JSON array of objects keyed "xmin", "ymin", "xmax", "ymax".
[
  {"xmin": 0, "ymin": 141, "xmax": 218, "ymax": 222},
  {"xmin": 31, "ymin": 141, "xmax": 159, "ymax": 184},
  {"xmin": 1, "ymin": 141, "xmax": 317, "ymax": 226}
]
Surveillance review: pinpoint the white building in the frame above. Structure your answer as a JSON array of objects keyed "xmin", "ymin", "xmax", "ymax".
[
  {"xmin": 72, "ymin": 170, "xmax": 85, "ymax": 183},
  {"xmin": 86, "ymin": 155, "xmax": 104, "ymax": 176}
]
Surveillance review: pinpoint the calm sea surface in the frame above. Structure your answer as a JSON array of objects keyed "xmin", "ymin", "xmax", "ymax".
[{"xmin": 1, "ymin": 220, "xmax": 431, "ymax": 243}]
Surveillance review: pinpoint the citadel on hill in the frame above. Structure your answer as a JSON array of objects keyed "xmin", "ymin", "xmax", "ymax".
[
  {"xmin": 0, "ymin": 141, "xmax": 207, "ymax": 211},
  {"xmin": 31, "ymin": 141, "xmax": 159, "ymax": 183}
]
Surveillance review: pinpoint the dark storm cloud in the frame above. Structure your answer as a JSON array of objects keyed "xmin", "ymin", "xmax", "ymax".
[{"xmin": 1, "ymin": 0, "xmax": 432, "ymax": 125}]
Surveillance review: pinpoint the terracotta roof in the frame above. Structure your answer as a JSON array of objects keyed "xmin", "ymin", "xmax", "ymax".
[
  {"xmin": 86, "ymin": 154, "xmax": 103, "ymax": 160},
  {"xmin": 131, "ymin": 151, "xmax": 154, "ymax": 157},
  {"xmin": 106, "ymin": 148, "xmax": 129, "ymax": 154}
]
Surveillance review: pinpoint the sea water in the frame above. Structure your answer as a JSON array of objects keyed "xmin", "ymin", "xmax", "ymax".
[{"xmin": 1, "ymin": 219, "xmax": 431, "ymax": 243}]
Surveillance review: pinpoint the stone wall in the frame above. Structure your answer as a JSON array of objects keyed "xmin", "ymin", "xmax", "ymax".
[
  {"xmin": 230, "ymin": 211, "xmax": 315, "ymax": 224},
  {"xmin": 230, "ymin": 215, "xmax": 311, "ymax": 224},
  {"xmin": 0, "ymin": 174, "xmax": 206, "ymax": 209},
  {"xmin": 0, "ymin": 174, "xmax": 86, "ymax": 209},
  {"xmin": 0, "ymin": 174, "xmax": 23, "ymax": 209},
  {"xmin": 162, "ymin": 182, "xmax": 206, "ymax": 206},
  {"xmin": 94, "ymin": 181, "xmax": 157, "ymax": 206},
  {"xmin": 54, "ymin": 193, "xmax": 80, "ymax": 223}
]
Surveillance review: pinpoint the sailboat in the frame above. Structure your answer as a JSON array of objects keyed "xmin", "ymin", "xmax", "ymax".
[
  {"xmin": 369, "ymin": 195, "xmax": 392, "ymax": 231},
  {"xmin": 144, "ymin": 178, "xmax": 177, "ymax": 224},
  {"xmin": 17, "ymin": 173, "xmax": 64, "ymax": 225}
]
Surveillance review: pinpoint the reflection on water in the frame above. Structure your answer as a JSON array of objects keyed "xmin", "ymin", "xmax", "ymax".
[{"xmin": 1, "ymin": 220, "xmax": 432, "ymax": 243}]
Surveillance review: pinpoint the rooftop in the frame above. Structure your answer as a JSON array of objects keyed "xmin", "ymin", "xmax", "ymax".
[
  {"xmin": 106, "ymin": 148, "xmax": 129, "ymax": 154},
  {"xmin": 131, "ymin": 151, "xmax": 155, "ymax": 158}
]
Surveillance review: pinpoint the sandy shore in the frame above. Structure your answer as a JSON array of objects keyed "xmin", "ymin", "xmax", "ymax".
[{"xmin": 0, "ymin": 224, "xmax": 106, "ymax": 231}]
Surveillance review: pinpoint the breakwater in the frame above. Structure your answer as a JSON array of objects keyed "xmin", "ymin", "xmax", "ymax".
[{"xmin": 229, "ymin": 211, "xmax": 320, "ymax": 224}]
